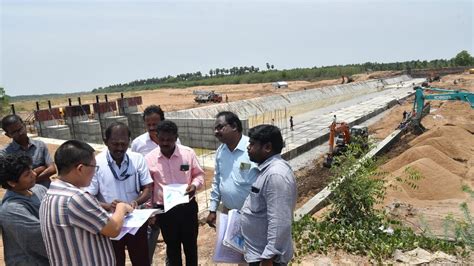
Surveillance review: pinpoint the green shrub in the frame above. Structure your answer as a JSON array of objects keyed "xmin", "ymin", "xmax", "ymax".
[{"xmin": 292, "ymin": 141, "xmax": 464, "ymax": 262}]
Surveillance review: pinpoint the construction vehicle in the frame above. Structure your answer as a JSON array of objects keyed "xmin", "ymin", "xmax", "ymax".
[
  {"xmin": 194, "ymin": 90, "xmax": 223, "ymax": 104},
  {"xmin": 323, "ymin": 118, "xmax": 368, "ymax": 168},
  {"xmin": 399, "ymin": 85, "xmax": 474, "ymax": 134}
]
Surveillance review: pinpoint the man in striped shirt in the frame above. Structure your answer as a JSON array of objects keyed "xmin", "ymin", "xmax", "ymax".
[{"xmin": 40, "ymin": 140, "xmax": 133, "ymax": 266}]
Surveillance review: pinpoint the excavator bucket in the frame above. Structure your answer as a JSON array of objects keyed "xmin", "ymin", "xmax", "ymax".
[{"xmin": 323, "ymin": 154, "xmax": 333, "ymax": 168}]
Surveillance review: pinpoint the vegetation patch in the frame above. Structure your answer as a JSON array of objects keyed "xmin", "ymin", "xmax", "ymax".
[{"xmin": 292, "ymin": 141, "xmax": 468, "ymax": 262}]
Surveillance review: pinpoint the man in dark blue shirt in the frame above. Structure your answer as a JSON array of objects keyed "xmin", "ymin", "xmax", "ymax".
[{"xmin": 1, "ymin": 114, "xmax": 56, "ymax": 188}]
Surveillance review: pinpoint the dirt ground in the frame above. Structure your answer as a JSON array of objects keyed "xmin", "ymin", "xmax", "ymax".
[
  {"xmin": 378, "ymin": 73, "xmax": 474, "ymax": 238},
  {"xmin": 2, "ymin": 70, "xmax": 473, "ymax": 264}
]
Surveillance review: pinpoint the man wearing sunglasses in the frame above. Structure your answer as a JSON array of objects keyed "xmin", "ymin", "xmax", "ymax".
[
  {"xmin": 1, "ymin": 114, "xmax": 56, "ymax": 188},
  {"xmin": 85, "ymin": 122, "xmax": 153, "ymax": 266}
]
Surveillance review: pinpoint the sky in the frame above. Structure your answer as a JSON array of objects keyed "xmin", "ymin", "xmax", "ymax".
[{"xmin": 1, "ymin": 0, "xmax": 472, "ymax": 96}]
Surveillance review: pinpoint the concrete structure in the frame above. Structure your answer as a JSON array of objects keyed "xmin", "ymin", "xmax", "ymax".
[
  {"xmin": 171, "ymin": 118, "xmax": 249, "ymax": 150},
  {"xmin": 167, "ymin": 75, "xmax": 414, "ymax": 149},
  {"xmin": 76, "ymin": 120, "xmax": 103, "ymax": 143},
  {"xmin": 117, "ymin": 96, "xmax": 145, "ymax": 139},
  {"xmin": 44, "ymin": 125, "xmax": 71, "ymax": 140},
  {"xmin": 104, "ymin": 115, "xmax": 129, "ymax": 131},
  {"xmin": 35, "ymin": 76, "xmax": 426, "ymax": 218},
  {"xmin": 34, "ymin": 108, "xmax": 70, "ymax": 140},
  {"xmin": 294, "ymin": 128, "xmax": 407, "ymax": 221},
  {"xmin": 93, "ymin": 102, "xmax": 128, "ymax": 138},
  {"xmin": 127, "ymin": 112, "xmax": 146, "ymax": 140},
  {"xmin": 193, "ymin": 77, "xmax": 426, "ymax": 218},
  {"xmin": 64, "ymin": 105, "xmax": 92, "ymax": 141}
]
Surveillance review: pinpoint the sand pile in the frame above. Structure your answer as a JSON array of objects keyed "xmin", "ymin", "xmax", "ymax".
[
  {"xmin": 386, "ymin": 158, "xmax": 465, "ymax": 201},
  {"xmin": 410, "ymin": 125, "xmax": 474, "ymax": 148},
  {"xmin": 382, "ymin": 145, "xmax": 467, "ymax": 177},
  {"xmin": 454, "ymin": 123, "xmax": 474, "ymax": 134},
  {"xmin": 383, "ymin": 124, "xmax": 473, "ymax": 201},
  {"xmin": 409, "ymin": 137, "xmax": 471, "ymax": 163}
]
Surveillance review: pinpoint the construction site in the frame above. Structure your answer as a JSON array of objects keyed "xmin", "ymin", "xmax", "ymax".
[{"xmin": 1, "ymin": 69, "xmax": 473, "ymax": 264}]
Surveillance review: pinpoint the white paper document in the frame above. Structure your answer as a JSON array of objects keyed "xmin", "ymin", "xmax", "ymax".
[
  {"xmin": 163, "ymin": 184, "xmax": 189, "ymax": 212},
  {"xmin": 213, "ymin": 212, "xmax": 245, "ymax": 263},
  {"xmin": 110, "ymin": 226, "xmax": 140, "ymax": 241},
  {"xmin": 110, "ymin": 209, "xmax": 162, "ymax": 241},
  {"xmin": 223, "ymin": 209, "xmax": 245, "ymax": 254}
]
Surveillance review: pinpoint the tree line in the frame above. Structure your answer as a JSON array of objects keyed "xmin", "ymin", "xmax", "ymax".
[{"xmin": 92, "ymin": 50, "xmax": 473, "ymax": 93}]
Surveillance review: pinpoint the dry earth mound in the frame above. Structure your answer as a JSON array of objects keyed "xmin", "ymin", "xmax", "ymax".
[
  {"xmin": 410, "ymin": 137, "xmax": 471, "ymax": 163},
  {"xmin": 383, "ymin": 124, "xmax": 473, "ymax": 202},
  {"xmin": 409, "ymin": 125, "xmax": 474, "ymax": 149},
  {"xmin": 382, "ymin": 145, "xmax": 467, "ymax": 177},
  {"xmin": 386, "ymin": 158, "xmax": 465, "ymax": 201}
]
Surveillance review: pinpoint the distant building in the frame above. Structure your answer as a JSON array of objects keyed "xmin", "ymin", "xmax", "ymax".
[{"xmin": 272, "ymin": 81, "xmax": 288, "ymax": 89}]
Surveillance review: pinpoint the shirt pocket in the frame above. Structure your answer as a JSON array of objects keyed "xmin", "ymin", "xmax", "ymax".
[
  {"xmin": 232, "ymin": 162, "xmax": 253, "ymax": 186},
  {"xmin": 248, "ymin": 189, "xmax": 264, "ymax": 213}
]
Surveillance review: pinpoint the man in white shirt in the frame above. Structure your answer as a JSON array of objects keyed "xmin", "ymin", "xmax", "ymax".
[
  {"xmin": 131, "ymin": 105, "xmax": 180, "ymax": 156},
  {"xmin": 86, "ymin": 122, "xmax": 153, "ymax": 266}
]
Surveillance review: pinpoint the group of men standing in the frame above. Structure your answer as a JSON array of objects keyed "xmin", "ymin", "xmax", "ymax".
[{"xmin": 0, "ymin": 106, "xmax": 297, "ymax": 266}]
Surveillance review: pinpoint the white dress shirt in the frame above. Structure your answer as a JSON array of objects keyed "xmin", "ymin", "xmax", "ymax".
[
  {"xmin": 131, "ymin": 132, "xmax": 181, "ymax": 156},
  {"xmin": 86, "ymin": 149, "xmax": 153, "ymax": 204}
]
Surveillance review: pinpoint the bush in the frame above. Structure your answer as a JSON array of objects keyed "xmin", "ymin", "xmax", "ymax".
[{"xmin": 292, "ymin": 141, "xmax": 464, "ymax": 262}]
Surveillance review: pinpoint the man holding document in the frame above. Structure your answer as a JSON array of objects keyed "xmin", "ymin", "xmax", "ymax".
[
  {"xmin": 241, "ymin": 125, "xmax": 297, "ymax": 266},
  {"xmin": 145, "ymin": 120, "xmax": 204, "ymax": 266},
  {"xmin": 206, "ymin": 111, "xmax": 258, "ymax": 227},
  {"xmin": 85, "ymin": 122, "xmax": 153, "ymax": 266}
]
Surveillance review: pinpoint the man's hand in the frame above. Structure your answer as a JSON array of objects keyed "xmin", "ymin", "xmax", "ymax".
[
  {"xmin": 101, "ymin": 202, "xmax": 113, "ymax": 212},
  {"xmin": 185, "ymin": 184, "xmax": 196, "ymax": 198},
  {"xmin": 261, "ymin": 259, "xmax": 273, "ymax": 266},
  {"xmin": 115, "ymin": 202, "xmax": 133, "ymax": 216},
  {"xmin": 130, "ymin": 200, "xmax": 138, "ymax": 209},
  {"xmin": 110, "ymin": 199, "xmax": 123, "ymax": 212},
  {"xmin": 206, "ymin": 212, "xmax": 216, "ymax": 228},
  {"xmin": 33, "ymin": 166, "xmax": 46, "ymax": 175}
]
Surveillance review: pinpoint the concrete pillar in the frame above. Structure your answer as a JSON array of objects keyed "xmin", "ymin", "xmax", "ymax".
[
  {"xmin": 77, "ymin": 120, "xmax": 103, "ymax": 144},
  {"xmin": 45, "ymin": 125, "xmax": 71, "ymax": 140},
  {"xmin": 127, "ymin": 112, "xmax": 146, "ymax": 140}
]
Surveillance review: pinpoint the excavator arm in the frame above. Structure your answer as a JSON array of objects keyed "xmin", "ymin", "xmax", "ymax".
[
  {"xmin": 401, "ymin": 86, "xmax": 474, "ymax": 134},
  {"xmin": 413, "ymin": 86, "xmax": 474, "ymax": 119}
]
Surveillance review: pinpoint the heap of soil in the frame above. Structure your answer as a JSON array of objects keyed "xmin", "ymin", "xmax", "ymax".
[
  {"xmin": 409, "ymin": 125, "xmax": 474, "ymax": 148},
  {"xmin": 410, "ymin": 137, "xmax": 471, "ymax": 163},
  {"xmin": 381, "ymin": 145, "xmax": 467, "ymax": 177},
  {"xmin": 383, "ymin": 124, "xmax": 473, "ymax": 202},
  {"xmin": 386, "ymin": 158, "xmax": 465, "ymax": 201}
]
